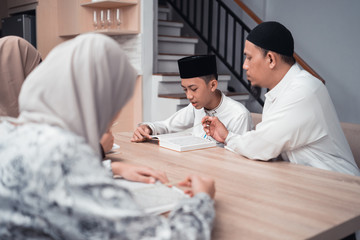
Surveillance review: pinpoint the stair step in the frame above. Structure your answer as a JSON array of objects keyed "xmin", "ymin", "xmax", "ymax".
[
  {"xmin": 158, "ymin": 53, "xmax": 192, "ymax": 59},
  {"xmin": 158, "ymin": 92, "xmax": 249, "ymax": 100},
  {"xmin": 154, "ymin": 74, "xmax": 231, "ymax": 82},
  {"xmin": 158, "ymin": 7, "xmax": 170, "ymax": 21},
  {"xmin": 158, "ymin": 35, "xmax": 198, "ymax": 43},
  {"xmin": 158, "ymin": 81, "xmax": 230, "ymax": 94},
  {"xmin": 158, "ymin": 35, "xmax": 198, "ymax": 55},
  {"xmin": 153, "ymin": 74, "xmax": 231, "ymax": 94},
  {"xmin": 158, "ymin": 20, "xmax": 184, "ymax": 36},
  {"xmin": 158, "ymin": 20, "xmax": 183, "ymax": 27},
  {"xmin": 157, "ymin": 54, "xmax": 189, "ymax": 73}
]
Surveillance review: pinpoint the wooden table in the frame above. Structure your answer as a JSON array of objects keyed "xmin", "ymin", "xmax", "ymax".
[{"xmin": 108, "ymin": 132, "xmax": 360, "ymax": 240}]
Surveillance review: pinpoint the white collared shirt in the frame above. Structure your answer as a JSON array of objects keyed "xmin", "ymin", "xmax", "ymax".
[
  {"xmin": 225, "ymin": 64, "xmax": 360, "ymax": 176},
  {"xmin": 145, "ymin": 92, "xmax": 252, "ymax": 142}
]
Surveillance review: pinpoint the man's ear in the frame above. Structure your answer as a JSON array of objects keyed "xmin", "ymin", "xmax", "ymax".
[
  {"xmin": 267, "ymin": 52, "xmax": 277, "ymax": 69},
  {"xmin": 209, "ymin": 79, "xmax": 218, "ymax": 92}
]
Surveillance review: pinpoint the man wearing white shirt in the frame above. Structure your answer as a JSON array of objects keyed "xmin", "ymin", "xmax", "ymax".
[{"xmin": 202, "ymin": 21, "xmax": 360, "ymax": 177}]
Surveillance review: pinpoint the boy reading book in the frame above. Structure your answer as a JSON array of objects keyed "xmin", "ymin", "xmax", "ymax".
[{"xmin": 132, "ymin": 55, "xmax": 252, "ymax": 143}]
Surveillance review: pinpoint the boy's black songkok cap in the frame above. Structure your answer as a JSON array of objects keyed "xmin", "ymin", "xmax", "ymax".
[
  {"xmin": 178, "ymin": 55, "xmax": 217, "ymax": 79},
  {"xmin": 247, "ymin": 21, "xmax": 294, "ymax": 57}
]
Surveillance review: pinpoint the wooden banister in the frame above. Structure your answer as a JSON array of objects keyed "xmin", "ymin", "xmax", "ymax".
[
  {"xmin": 234, "ymin": 0, "xmax": 325, "ymax": 84},
  {"xmin": 234, "ymin": 0, "xmax": 262, "ymax": 24}
]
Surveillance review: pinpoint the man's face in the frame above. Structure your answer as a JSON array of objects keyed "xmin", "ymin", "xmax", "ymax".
[
  {"xmin": 181, "ymin": 77, "xmax": 214, "ymax": 109},
  {"xmin": 243, "ymin": 40, "xmax": 271, "ymax": 88}
]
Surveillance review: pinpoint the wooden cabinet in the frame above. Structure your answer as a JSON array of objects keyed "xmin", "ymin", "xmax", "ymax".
[
  {"xmin": 58, "ymin": 0, "xmax": 140, "ymax": 37},
  {"xmin": 7, "ymin": 0, "xmax": 38, "ymax": 14},
  {"xmin": 7, "ymin": 0, "xmax": 37, "ymax": 9}
]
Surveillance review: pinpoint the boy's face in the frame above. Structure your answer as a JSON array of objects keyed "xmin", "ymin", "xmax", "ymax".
[{"xmin": 181, "ymin": 77, "xmax": 216, "ymax": 109}]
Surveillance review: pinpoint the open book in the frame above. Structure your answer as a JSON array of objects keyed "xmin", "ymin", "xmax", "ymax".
[
  {"xmin": 115, "ymin": 179, "xmax": 188, "ymax": 215},
  {"xmin": 151, "ymin": 132, "xmax": 216, "ymax": 152}
]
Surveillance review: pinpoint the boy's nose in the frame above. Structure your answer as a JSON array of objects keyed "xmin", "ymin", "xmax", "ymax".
[{"xmin": 186, "ymin": 92, "xmax": 193, "ymax": 100}]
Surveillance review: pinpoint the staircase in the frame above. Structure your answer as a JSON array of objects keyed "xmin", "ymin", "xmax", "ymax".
[{"xmin": 149, "ymin": 5, "xmax": 249, "ymax": 122}]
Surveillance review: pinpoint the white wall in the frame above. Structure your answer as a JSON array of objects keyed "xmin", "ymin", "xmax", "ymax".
[
  {"xmin": 140, "ymin": 0, "xmax": 155, "ymax": 122},
  {"xmin": 225, "ymin": 0, "xmax": 360, "ymax": 124},
  {"xmin": 115, "ymin": 0, "xmax": 154, "ymax": 122},
  {"xmin": 113, "ymin": 35, "xmax": 142, "ymax": 73}
]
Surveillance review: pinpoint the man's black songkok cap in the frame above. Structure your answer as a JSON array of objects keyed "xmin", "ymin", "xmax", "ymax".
[
  {"xmin": 247, "ymin": 21, "xmax": 294, "ymax": 57},
  {"xmin": 178, "ymin": 55, "xmax": 217, "ymax": 79}
]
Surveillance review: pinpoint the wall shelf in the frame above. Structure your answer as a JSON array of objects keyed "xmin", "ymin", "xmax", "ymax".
[
  {"xmin": 94, "ymin": 29, "xmax": 138, "ymax": 35},
  {"xmin": 7, "ymin": 0, "xmax": 38, "ymax": 9},
  {"xmin": 80, "ymin": 0, "xmax": 137, "ymax": 8},
  {"xmin": 58, "ymin": 0, "xmax": 140, "ymax": 37},
  {"xmin": 59, "ymin": 29, "xmax": 139, "ymax": 37}
]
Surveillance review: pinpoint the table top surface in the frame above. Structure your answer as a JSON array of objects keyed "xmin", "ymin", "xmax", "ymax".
[{"xmin": 109, "ymin": 132, "xmax": 360, "ymax": 240}]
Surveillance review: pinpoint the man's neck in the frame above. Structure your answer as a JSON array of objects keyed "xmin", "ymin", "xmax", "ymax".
[{"xmin": 268, "ymin": 63, "xmax": 293, "ymax": 90}]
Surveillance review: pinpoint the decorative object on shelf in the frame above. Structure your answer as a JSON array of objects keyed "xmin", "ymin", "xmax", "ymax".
[
  {"xmin": 116, "ymin": 8, "xmax": 122, "ymax": 29},
  {"xmin": 58, "ymin": 0, "xmax": 140, "ymax": 37},
  {"xmin": 100, "ymin": 10, "xmax": 105, "ymax": 29},
  {"xmin": 106, "ymin": 9, "xmax": 113, "ymax": 29},
  {"xmin": 93, "ymin": 10, "xmax": 98, "ymax": 30}
]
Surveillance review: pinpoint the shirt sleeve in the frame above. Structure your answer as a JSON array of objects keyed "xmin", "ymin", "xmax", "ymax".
[
  {"xmin": 225, "ymin": 88, "xmax": 327, "ymax": 160},
  {"xmin": 227, "ymin": 110, "xmax": 252, "ymax": 136},
  {"xmin": 144, "ymin": 103, "xmax": 196, "ymax": 135},
  {"xmin": 101, "ymin": 159, "xmax": 112, "ymax": 172}
]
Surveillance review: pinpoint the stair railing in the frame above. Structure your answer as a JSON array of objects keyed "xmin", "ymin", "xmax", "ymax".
[{"xmin": 166, "ymin": 0, "xmax": 264, "ymax": 106}]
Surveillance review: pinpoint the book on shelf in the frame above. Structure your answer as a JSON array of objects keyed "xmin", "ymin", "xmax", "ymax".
[
  {"xmin": 115, "ymin": 178, "xmax": 188, "ymax": 215},
  {"xmin": 151, "ymin": 132, "xmax": 216, "ymax": 152}
]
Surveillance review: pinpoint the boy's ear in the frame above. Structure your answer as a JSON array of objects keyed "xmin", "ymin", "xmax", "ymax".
[{"xmin": 209, "ymin": 79, "xmax": 218, "ymax": 92}]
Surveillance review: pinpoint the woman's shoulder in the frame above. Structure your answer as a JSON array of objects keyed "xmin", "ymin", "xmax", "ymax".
[
  {"xmin": 20, "ymin": 122, "xmax": 85, "ymax": 145},
  {"xmin": 0, "ymin": 122, "xmax": 95, "ymax": 163}
]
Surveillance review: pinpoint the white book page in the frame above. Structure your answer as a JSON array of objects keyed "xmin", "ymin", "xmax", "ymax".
[
  {"xmin": 151, "ymin": 132, "xmax": 192, "ymax": 141},
  {"xmin": 164, "ymin": 135, "xmax": 212, "ymax": 146},
  {"xmin": 115, "ymin": 180, "xmax": 188, "ymax": 215},
  {"xmin": 151, "ymin": 132, "xmax": 216, "ymax": 151}
]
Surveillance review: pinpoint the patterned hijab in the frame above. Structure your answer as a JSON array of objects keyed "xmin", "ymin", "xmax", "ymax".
[
  {"xmin": 0, "ymin": 36, "xmax": 41, "ymax": 117},
  {"xmin": 17, "ymin": 33, "xmax": 137, "ymax": 156}
]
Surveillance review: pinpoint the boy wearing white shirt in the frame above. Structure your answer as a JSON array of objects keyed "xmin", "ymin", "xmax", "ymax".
[{"xmin": 131, "ymin": 55, "xmax": 252, "ymax": 143}]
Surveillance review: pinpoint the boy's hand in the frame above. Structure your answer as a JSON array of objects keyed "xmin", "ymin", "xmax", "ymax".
[{"xmin": 131, "ymin": 124, "xmax": 152, "ymax": 142}]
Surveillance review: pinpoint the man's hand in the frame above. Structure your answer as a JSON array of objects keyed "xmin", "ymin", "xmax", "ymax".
[
  {"xmin": 111, "ymin": 162, "xmax": 169, "ymax": 184},
  {"xmin": 201, "ymin": 116, "xmax": 228, "ymax": 143},
  {"xmin": 131, "ymin": 124, "xmax": 152, "ymax": 142}
]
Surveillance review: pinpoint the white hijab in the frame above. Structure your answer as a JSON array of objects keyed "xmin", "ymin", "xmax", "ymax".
[{"xmin": 17, "ymin": 33, "xmax": 137, "ymax": 156}]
